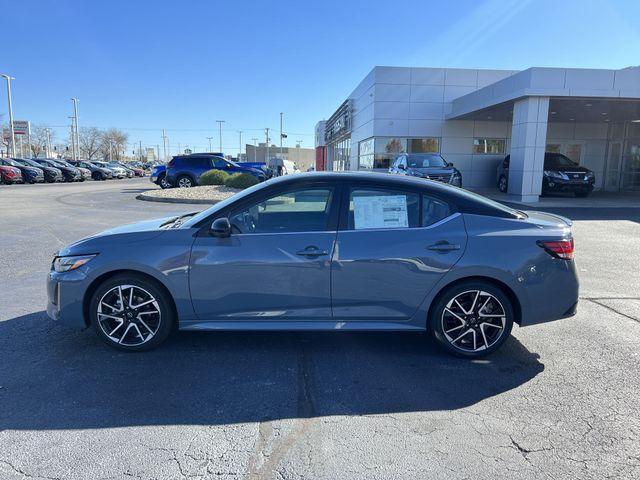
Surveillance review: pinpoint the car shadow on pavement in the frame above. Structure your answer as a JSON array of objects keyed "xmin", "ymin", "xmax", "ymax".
[{"xmin": 0, "ymin": 311, "xmax": 544, "ymax": 430}]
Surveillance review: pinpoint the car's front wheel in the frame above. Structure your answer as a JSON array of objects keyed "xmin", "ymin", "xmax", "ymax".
[
  {"xmin": 429, "ymin": 281, "xmax": 514, "ymax": 358},
  {"xmin": 158, "ymin": 173, "xmax": 171, "ymax": 189},
  {"xmin": 89, "ymin": 273, "xmax": 174, "ymax": 351}
]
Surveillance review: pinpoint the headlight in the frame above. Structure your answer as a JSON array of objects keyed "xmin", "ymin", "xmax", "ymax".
[
  {"xmin": 53, "ymin": 254, "xmax": 97, "ymax": 272},
  {"xmin": 544, "ymin": 170, "xmax": 566, "ymax": 180}
]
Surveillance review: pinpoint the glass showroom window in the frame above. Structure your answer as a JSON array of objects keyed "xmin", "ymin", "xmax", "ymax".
[
  {"xmin": 358, "ymin": 138, "xmax": 374, "ymax": 170},
  {"xmin": 473, "ymin": 138, "xmax": 506, "ymax": 154},
  {"xmin": 408, "ymin": 138, "xmax": 440, "ymax": 153},
  {"xmin": 373, "ymin": 138, "xmax": 406, "ymax": 170},
  {"xmin": 330, "ymin": 138, "xmax": 351, "ymax": 171}
]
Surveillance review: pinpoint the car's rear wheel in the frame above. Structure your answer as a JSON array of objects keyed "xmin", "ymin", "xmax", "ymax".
[
  {"xmin": 498, "ymin": 175, "xmax": 508, "ymax": 193},
  {"xmin": 429, "ymin": 281, "xmax": 514, "ymax": 358},
  {"xmin": 177, "ymin": 175, "xmax": 194, "ymax": 188},
  {"xmin": 89, "ymin": 274, "xmax": 174, "ymax": 351}
]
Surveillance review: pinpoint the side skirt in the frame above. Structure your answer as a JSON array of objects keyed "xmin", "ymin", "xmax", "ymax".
[{"xmin": 180, "ymin": 321, "xmax": 425, "ymax": 332}]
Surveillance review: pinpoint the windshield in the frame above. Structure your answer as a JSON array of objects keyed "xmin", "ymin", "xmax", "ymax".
[
  {"xmin": 545, "ymin": 153, "xmax": 577, "ymax": 168},
  {"xmin": 4, "ymin": 159, "xmax": 20, "ymax": 167},
  {"xmin": 406, "ymin": 154, "xmax": 448, "ymax": 168}
]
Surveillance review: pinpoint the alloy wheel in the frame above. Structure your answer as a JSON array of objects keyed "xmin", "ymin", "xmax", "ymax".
[
  {"xmin": 96, "ymin": 284, "xmax": 161, "ymax": 347},
  {"xmin": 160, "ymin": 176, "xmax": 171, "ymax": 189},
  {"xmin": 499, "ymin": 176, "xmax": 507, "ymax": 192},
  {"xmin": 441, "ymin": 290, "xmax": 507, "ymax": 353},
  {"xmin": 178, "ymin": 177, "xmax": 192, "ymax": 188}
]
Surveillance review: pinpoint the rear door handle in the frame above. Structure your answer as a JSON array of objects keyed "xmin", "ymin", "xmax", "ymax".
[
  {"xmin": 296, "ymin": 246, "xmax": 329, "ymax": 257},
  {"xmin": 427, "ymin": 242, "xmax": 461, "ymax": 252}
]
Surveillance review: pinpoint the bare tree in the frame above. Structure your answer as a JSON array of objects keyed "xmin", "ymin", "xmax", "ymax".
[
  {"xmin": 78, "ymin": 127, "xmax": 102, "ymax": 160},
  {"xmin": 100, "ymin": 128, "xmax": 129, "ymax": 160},
  {"xmin": 29, "ymin": 125, "xmax": 55, "ymax": 157}
]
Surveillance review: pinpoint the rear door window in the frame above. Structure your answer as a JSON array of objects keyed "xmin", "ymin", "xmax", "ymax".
[{"xmin": 348, "ymin": 188, "xmax": 420, "ymax": 230}]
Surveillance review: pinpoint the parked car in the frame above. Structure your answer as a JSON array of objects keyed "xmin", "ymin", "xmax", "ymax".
[
  {"xmin": 166, "ymin": 154, "xmax": 266, "ymax": 188},
  {"xmin": 0, "ymin": 163, "xmax": 24, "ymax": 184},
  {"xmin": 497, "ymin": 153, "xmax": 596, "ymax": 197},
  {"xmin": 32, "ymin": 158, "xmax": 81, "ymax": 182},
  {"xmin": 107, "ymin": 162, "xmax": 133, "ymax": 178},
  {"xmin": 92, "ymin": 161, "xmax": 127, "ymax": 179},
  {"xmin": 47, "ymin": 172, "xmax": 579, "ymax": 357},
  {"xmin": 56, "ymin": 159, "xmax": 91, "ymax": 181},
  {"xmin": 125, "ymin": 162, "xmax": 145, "ymax": 176},
  {"xmin": 150, "ymin": 164, "xmax": 171, "ymax": 189},
  {"xmin": 389, "ymin": 153, "xmax": 462, "ymax": 187},
  {"xmin": 0, "ymin": 158, "xmax": 44, "ymax": 184},
  {"xmin": 68, "ymin": 160, "xmax": 113, "ymax": 181},
  {"xmin": 15, "ymin": 158, "xmax": 64, "ymax": 183}
]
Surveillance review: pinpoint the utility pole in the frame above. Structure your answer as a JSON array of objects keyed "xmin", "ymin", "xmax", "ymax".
[
  {"xmin": 46, "ymin": 128, "xmax": 52, "ymax": 157},
  {"xmin": 161, "ymin": 129, "xmax": 168, "ymax": 161},
  {"xmin": 71, "ymin": 98, "xmax": 79, "ymax": 160},
  {"xmin": 68, "ymin": 120, "xmax": 75, "ymax": 160},
  {"xmin": 216, "ymin": 120, "xmax": 225, "ymax": 153},
  {"xmin": 280, "ymin": 112, "xmax": 284, "ymax": 157},
  {"xmin": 237, "ymin": 130, "xmax": 243, "ymax": 161},
  {"xmin": 251, "ymin": 137, "xmax": 258, "ymax": 162},
  {"xmin": 139, "ymin": 140, "xmax": 143, "ymax": 162},
  {"xmin": 1, "ymin": 74, "xmax": 16, "ymax": 157},
  {"xmin": 265, "ymin": 128, "xmax": 270, "ymax": 164},
  {"xmin": 206, "ymin": 136, "xmax": 213, "ymax": 152}
]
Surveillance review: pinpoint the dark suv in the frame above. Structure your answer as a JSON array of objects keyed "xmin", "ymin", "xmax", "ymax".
[
  {"xmin": 389, "ymin": 153, "xmax": 462, "ymax": 187},
  {"xmin": 497, "ymin": 153, "xmax": 595, "ymax": 197},
  {"xmin": 166, "ymin": 154, "xmax": 266, "ymax": 188}
]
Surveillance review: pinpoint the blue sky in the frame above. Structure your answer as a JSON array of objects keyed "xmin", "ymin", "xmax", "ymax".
[{"xmin": 2, "ymin": 0, "xmax": 639, "ymax": 156}]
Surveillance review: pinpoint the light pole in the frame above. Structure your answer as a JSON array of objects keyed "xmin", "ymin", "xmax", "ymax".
[
  {"xmin": 68, "ymin": 117, "xmax": 76, "ymax": 160},
  {"xmin": 280, "ymin": 112, "xmax": 284, "ymax": 157},
  {"xmin": 71, "ymin": 98, "xmax": 79, "ymax": 160},
  {"xmin": 216, "ymin": 120, "xmax": 225, "ymax": 153},
  {"xmin": 46, "ymin": 128, "xmax": 52, "ymax": 157},
  {"xmin": 162, "ymin": 129, "xmax": 168, "ymax": 161},
  {"xmin": 206, "ymin": 136, "xmax": 213, "ymax": 152},
  {"xmin": 251, "ymin": 137, "xmax": 258, "ymax": 162},
  {"xmin": 237, "ymin": 130, "xmax": 243, "ymax": 161},
  {"xmin": 265, "ymin": 128, "xmax": 270, "ymax": 164},
  {"xmin": 1, "ymin": 74, "xmax": 16, "ymax": 157}
]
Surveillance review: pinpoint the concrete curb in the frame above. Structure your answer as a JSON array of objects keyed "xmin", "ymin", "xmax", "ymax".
[{"xmin": 135, "ymin": 193, "xmax": 218, "ymax": 205}]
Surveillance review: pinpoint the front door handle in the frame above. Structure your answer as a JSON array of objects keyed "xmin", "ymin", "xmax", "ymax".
[
  {"xmin": 427, "ymin": 241, "xmax": 461, "ymax": 252},
  {"xmin": 296, "ymin": 246, "xmax": 329, "ymax": 257}
]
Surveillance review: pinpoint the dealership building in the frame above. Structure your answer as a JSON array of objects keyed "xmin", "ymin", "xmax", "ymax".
[{"xmin": 316, "ymin": 66, "xmax": 640, "ymax": 201}]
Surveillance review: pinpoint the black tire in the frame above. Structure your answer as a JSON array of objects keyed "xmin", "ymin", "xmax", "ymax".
[
  {"xmin": 429, "ymin": 280, "xmax": 514, "ymax": 358},
  {"xmin": 574, "ymin": 189, "xmax": 591, "ymax": 198},
  {"xmin": 176, "ymin": 175, "xmax": 194, "ymax": 188},
  {"xmin": 158, "ymin": 173, "xmax": 171, "ymax": 189},
  {"xmin": 89, "ymin": 273, "xmax": 175, "ymax": 352},
  {"xmin": 498, "ymin": 175, "xmax": 508, "ymax": 193}
]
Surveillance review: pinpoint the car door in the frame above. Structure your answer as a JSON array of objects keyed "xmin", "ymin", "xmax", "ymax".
[
  {"xmin": 331, "ymin": 185, "xmax": 466, "ymax": 321},
  {"xmin": 189, "ymin": 185, "xmax": 339, "ymax": 321}
]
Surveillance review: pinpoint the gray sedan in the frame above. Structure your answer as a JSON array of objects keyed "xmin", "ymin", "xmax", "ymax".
[{"xmin": 47, "ymin": 172, "xmax": 579, "ymax": 358}]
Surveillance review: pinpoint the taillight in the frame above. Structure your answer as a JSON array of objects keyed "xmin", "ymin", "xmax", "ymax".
[
  {"xmin": 167, "ymin": 160, "xmax": 175, "ymax": 167},
  {"xmin": 538, "ymin": 238, "xmax": 574, "ymax": 260}
]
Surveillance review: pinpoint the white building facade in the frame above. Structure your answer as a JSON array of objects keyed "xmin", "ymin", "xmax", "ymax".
[{"xmin": 319, "ymin": 66, "xmax": 640, "ymax": 201}]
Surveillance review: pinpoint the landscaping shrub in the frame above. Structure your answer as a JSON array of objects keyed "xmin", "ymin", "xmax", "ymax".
[
  {"xmin": 224, "ymin": 173, "xmax": 260, "ymax": 189},
  {"xmin": 199, "ymin": 169, "xmax": 229, "ymax": 186}
]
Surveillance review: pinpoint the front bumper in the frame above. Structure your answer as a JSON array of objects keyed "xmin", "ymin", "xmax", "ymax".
[
  {"xmin": 543, "ymin": 177, "xmax": 594, "ymax": 192},
  {"xmin": 46, "ymin": 269, "xmax": 89, "ymax": 328}
]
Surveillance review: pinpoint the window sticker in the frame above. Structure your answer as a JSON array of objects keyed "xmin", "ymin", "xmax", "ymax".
[{"xmin": 353, "ymin": 195, "xmax": 408, "ymax": 230}]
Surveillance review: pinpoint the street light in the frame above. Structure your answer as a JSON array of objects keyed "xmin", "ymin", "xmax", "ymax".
[
  {"xmin": 216, "ymin": 120, "xmax": 225, "ymax": 153},
  {"xmin": 1, "ymin": 73, "xmax": 16, "ymax": 157},
  {"xmin": 237, "ymin": 130, "xmax": 243, "ymax": 161},
  {"xmin": 71, "ymin": 98, "xmax": 79, "ymax": 160},
  {"xmin": 206, "ymin": 136, "xmax": 213, "ymax": 152}
]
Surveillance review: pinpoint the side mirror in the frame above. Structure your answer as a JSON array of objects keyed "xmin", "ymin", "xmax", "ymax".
[
  {"xmin": 397, "ymin": 164, "xmax": 406, "ymax": 170},
  {"xmin": 447, "ymin": 162, "xmax": 454, "ymax": 167},
  {"xmin": 210, "ymin": 217, "xmax": 231, "ymax": 238}
]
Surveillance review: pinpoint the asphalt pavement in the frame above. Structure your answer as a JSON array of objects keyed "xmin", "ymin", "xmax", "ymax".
[{"xmin": 0, "ymin": 178, "xmax": 639, "ymax": 479}]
